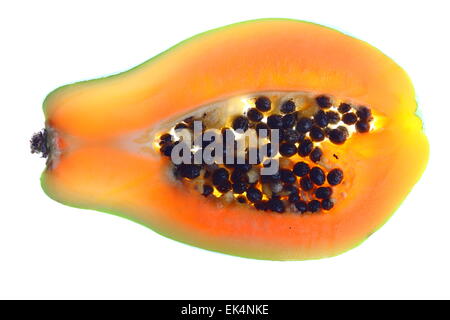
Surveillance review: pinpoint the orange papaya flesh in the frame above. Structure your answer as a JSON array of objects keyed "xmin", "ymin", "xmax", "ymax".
[{"xmin": 38, "ymin": 19, "xmax": 429, "ymax": 260}]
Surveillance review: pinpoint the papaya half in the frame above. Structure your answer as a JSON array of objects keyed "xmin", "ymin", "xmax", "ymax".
[{"xmin": 31, "ymin": 19, "xmax": 429, "ymax": 260}]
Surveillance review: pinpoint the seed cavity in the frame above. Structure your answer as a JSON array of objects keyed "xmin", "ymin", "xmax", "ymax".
[{"xmin": 154, "ymin": 92, "xmax": 374, "ymax": 214}]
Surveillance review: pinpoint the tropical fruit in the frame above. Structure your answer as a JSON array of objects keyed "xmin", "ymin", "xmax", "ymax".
[{"xmin": 31, "ymin": 19, "xmax": 429, "ymax": 260}]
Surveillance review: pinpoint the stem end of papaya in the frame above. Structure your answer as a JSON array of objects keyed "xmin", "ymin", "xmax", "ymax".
[{"xmin": 30, "ymin": 129, "xmax": 49, "ymax": 158}]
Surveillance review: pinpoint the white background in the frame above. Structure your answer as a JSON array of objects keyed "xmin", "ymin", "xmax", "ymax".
[{"xmin": 1, "ymin": 0, "xmax": 449, "ymax": 299}]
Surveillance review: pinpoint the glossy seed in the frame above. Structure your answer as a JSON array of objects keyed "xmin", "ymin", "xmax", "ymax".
[
  {"xmin": 232, "ymin": 181, "xmax": 248, "ymax": 194},
  {"xmin": 295, "ymin": 200, "xmax": 308, "ymax": 213},
  {"xmin": 321, "ymin": 198, "xmax": 334, "ymax": 210},
  {"xmin": 246, "ymin": 187, "xmax": 263, "ymax": 203},
  {"xmin": 296, "ymin": 117, "xmax": 313, "ymax": 133},
  {"xmin": 342, "ymin": 112, "xmax": 358, "ymax": 125},
  {"xmin": 280, "ymin": 100, "xmax": 296, "ymax": 114},
  {"xmin": 293, "ymin": 161, "xmax": 310, "ymax": 177},
  {"xmin": 212, "ymin": 168, "xmax": 229, "ymax": 185},
  {"xmin": 314, "ymin": 110, "xmax": 329, "ymax": 127},
  {"xmin": 356, "ymin": 106, "xmax": 372, "ymax": 121},
  {"xmin": 280, "ymin": 169, "xmax": 296, "ymax": 184},
  {"xmin": 179, "ymin": 164, "xmax": 202, "ymax": 179},
  {"xmin": 255, "ymin": 96, "xmax": 271, "ymax": 112},
  {"xmin": 216, "ymin": 180, "xmax": 232, "ymax": 193},
  {"xmin": 356, "ymin": 120, "xmax": 370, "ymax": 133},
  {"xmin": 159, "ymin": 133, "xmax": 172, "ymax": 143},
  {"xmin": 237, "ymin": 196, "xmax": 247, "ymax": 203},
  {"xmin": 328, "ymin": 128, "xmax": 347, "ymax": 144},
  {"xmin": 300, "ymin": 176, "xmax": 313, "ymax": 191},
  {"xmin": 326, "ymin": 111, "xmax": 340, "ymax": 124},
  {"xmin": 310, "ymin": 167, "xmax": 325, "ymax": 185},
  {"xmin": 307, "ymin": 200, "xmax": 321, "ymax": 212},
  {"xmin": 315, "ymin": 187, "xmax": 332, "ymax": 199},
  {"xmin": 283, "ymin": 184, "xmax": 299, "ymax": 195},
  {"xmin": 232, "ymin": 116, "xmax": 249, "ymax": 132},
  {"xmin": 282, "ymin": 113, "xmax": 296, "ymax": 129},
  {"xmin": 315, "ymin": 95, "xmax": 332, "ymax": 109},
  {"xmin": 298, "ymin": 138, "xmax": 313, "ymax": 157},
  {"xmin": 267, "ymin": 114, "xmax": 284, "ymax": 129},
  {"xmin": 327, "ymin": 168, "xmax": 344, "ymax": 186},
  {"xmin": 247, "ymin": 108, "xmax": 263, "ymax": 122},
  {"xmin": 309, "ymin": 126, "xmax": 325, "ymax": 142},
  {"xmin": 281, "ymin": 128, "xmax": 301, "ymax": 144},
  {"xmin": 338, "ymin": 126, "xmax": 349, "ymax": 137},
  {"xmin": 309, "ymin": 147, "xmax": 322, "ymax": 163},
  {"xmin": 202, "ymin": 184, "xmax": 213, "ymax": 197},
  {"xmin": 338, "ymin": 103, "xmax": 351, "ymax": 113},
  {"xmin": 268, "ymin": 198, "xmax": 285, "ymax": 213},
  {"xmin": 279, "ymin": 143, "xmax": 297, "ymax": 157},
  {"xmin": 160, "ymin": 143, "xmax": 174, "ymax": 157}
]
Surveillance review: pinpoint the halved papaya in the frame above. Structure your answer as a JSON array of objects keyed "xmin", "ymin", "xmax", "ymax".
[{"xmin": 32, "ymin": 19, "xmax": 429, "ymax": 260}]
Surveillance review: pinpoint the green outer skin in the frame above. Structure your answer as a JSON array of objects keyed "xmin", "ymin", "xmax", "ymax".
[{"xmin": 40, "ymin": 18, "xmax": 429, "ymax": 261}]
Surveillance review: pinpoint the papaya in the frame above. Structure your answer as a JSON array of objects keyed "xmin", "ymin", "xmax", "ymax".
[{"xmin": 31, "ymin": 19, "xmax": 429, "ymax": 260}]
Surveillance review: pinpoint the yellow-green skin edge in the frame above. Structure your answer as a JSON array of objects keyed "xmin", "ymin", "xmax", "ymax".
[{"xmin": 40, "ymin": 18, "xmax": 429, "ymax": 261}]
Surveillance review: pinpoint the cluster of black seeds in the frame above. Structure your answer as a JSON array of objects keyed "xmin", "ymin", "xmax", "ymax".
[{"xmin": 158, "ymin": 95, "xmax": 373, "ymax": 214}]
